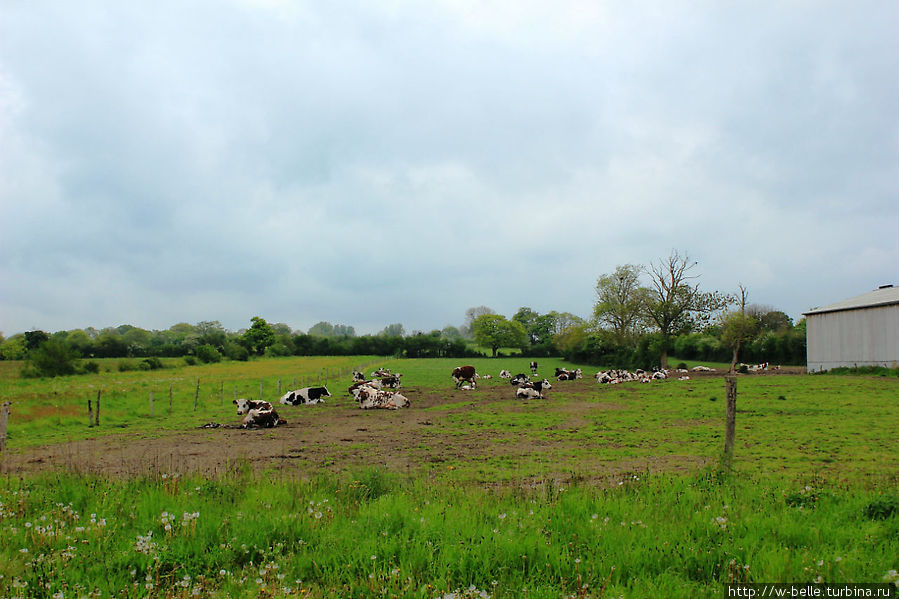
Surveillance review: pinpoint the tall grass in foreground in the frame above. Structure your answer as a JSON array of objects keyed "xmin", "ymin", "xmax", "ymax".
[{"xmin": 1, "ymin": 467, "xmax": 897, "ymax": 598}]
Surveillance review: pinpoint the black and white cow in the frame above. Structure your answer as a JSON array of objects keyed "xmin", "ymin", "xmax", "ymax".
[
  {"xmin": 356, "ymin": 386, "xmax": 411, "ymax": 410},
  {"xmin": 529, "ymin": 361, "xmax": 538, "ymax": 375},
  {"xmin": 499, "ymin": 370, "xmax": 512, "ymax": 379},
  {"xmin": 279, "ymin": 386, "xmax": 331, "ymax": 406},
  {"xmin": 516, "ymin": 386, "xmax": 543, "ymax": 400},
  {"xmin": 452, "ymin": 365, "xmax": 477, "ymax": 388},
  {"xmin": 352, "ymin": 371, "xmax": 366, "ymax": 382},
  {"xmin": 509, "ymin": 373, "xmax": 530, "ymax": 386},
  {"xmin": 520, "ymin": 378, "xmax": 552, "ymax": 394}
]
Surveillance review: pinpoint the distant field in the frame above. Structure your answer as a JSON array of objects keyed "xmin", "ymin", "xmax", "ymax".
[{"xmin": 1, "ymin": 356, "xmax": 896, "ymax": 598}]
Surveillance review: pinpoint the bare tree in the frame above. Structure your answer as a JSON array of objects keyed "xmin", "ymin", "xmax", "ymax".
[{"xmin": 642, "ymin": 250, "xmax": 730, "ymax": 368}]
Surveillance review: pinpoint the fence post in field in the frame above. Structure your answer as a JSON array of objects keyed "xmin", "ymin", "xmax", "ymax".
[
  {"xmin": 293, "ymin": 376, "xmax": 297, "ymax": 387},
  {"xmin": 278, "ymin": 379, "xmax": 282, "ymax": 395},
  {"xmin": 724, "ymin": 374, "xmax": 737, "ymax": 460},
  {"xmin": 1, "ymin": 400, "xmax": 11, "ymax": 455},
  {"xmin": 169, "ymin": 384, "xmax": 173, "ymax": 413},
  {"xmin": 194, "ymin": 379, "xmax": 200, "ymax": 411},
  {"xmin": 233, "ymin": 386, "xmax": 237, "ymax": 403},
  {"xmin": 150, "ymin": 392, "xmax": 154, "ymax": 417},
  {"xmin": 96, "ymin": 390, "xmax": 101, "ymax": 426},
  {"xmin": 259, "ymin": 380, "xmax": 263, "ymax": 400},
  {"xmin": 88, "ymin": 399, "xmax": 94, "ymax": 428},
  {"xmin": 220, "ymin": 381, "xmax": 224, "ymax": 406}
]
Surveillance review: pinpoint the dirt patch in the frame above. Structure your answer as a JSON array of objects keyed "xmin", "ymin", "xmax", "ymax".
[{"xmin": 0, "ymin": 379, "xmax": 713, "ymax": 482}]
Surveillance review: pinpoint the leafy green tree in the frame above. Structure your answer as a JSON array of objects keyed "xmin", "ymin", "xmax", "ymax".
[
  {"xmin": 241, "ymin": 316, "xmax": 276, "ymax": 355},
  {"xmin": 379, "ymin": 323, "xmax": 405, "ymax": 337},
  {"xmin": 24, "ymin": 330, "xmax": 50, "ymax": 351},
  {"xmin": 196, "ymin": 321, "xmax": 227, "ymax": 349},
  {"xmin": 594, "ymin": 264, "xmax": 647, "ymax": 344},
  {"xmin": 65, "ymin": 329, "xmax": 95, "ymax": 357},
  {"xmin": 308, "ymin": 321, "xmax": 335, "ymax": 337},
  {"xmin": 720, "ymin": 285, "xmax": 757, "ymax": 372},
  {"xmin": 0, "ymin": 335, "xmax": 27, "ymax": 360},
  {"xmin": 641, "ymin": 250, "xmax": 731, "ymax": 368},
  {"xmin": 333, "ymin": 324, "xmax": 356, "ymax": 337},
  {"xmin": 472, "ymin": 314, "xmax": 527, "ymax": 357},
  {"xmin": 441, "ymin": 325, "xmax": 463, "ymax": 340}
]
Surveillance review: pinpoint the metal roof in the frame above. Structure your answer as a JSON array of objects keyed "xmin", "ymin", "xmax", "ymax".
[{"xmin": 804, "ymin": 285, "xmax": 899, "ymax": 316}]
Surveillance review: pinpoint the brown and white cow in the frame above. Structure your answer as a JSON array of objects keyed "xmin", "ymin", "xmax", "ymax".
[
  {"xmin": 233, "ymin": 398, "xmax": 287, "ymax": 428},
  {"xmin": 452, "ymin": 365, "xmax": 477, "ymax": 388}
]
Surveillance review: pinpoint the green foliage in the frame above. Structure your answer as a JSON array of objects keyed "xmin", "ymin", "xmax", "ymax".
[
  {"xmin": 472, "ymin": 314, "xmax": 528, "ymax": 357},
  {"xmin": 0, "ymin": 335, "xmax": 26, "ymax": 360},
  {"xmin": 195, "ymin": 344, "xmax": 223, "ymax": 364},
  {"xmin": 21, "ymin": 338, "xmax": 79, "ymax": 377},
  {"xmin": 117, "ymin": 359, "xmax": 139, "ymax": 372},
  {"xmin": 863, "ymin": 496, "xmax": 899, "ymax": 520},
  {"xmin": 240, "ymin": 316, "xmax": 276, "ymax": 355},
  {"xmin": 141, "ymin": 357, "xmax": 164, "ymax": 370}
]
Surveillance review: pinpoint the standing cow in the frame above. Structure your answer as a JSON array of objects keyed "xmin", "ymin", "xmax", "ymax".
[
  {"xmin": 452, "ymin": 365, "xmax": 477, "ymax": 389},
  {"xmin": 529, "ymin": 361, "xmax": 538, "ymax": 375}
]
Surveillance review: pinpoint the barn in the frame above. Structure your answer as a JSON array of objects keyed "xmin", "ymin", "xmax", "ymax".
[{"xmin": 804, "ymin": 285, "xmax": 899, "ymax": 372}]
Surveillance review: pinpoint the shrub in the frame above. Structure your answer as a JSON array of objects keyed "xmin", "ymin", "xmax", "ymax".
[
  {"xmin": 195, "ymin": 344, "xmax": 222, "ymax": 364},
  {"xmin": 80, "ymin": 360, "xmax": 100, "ymax": 374},
  {"xmin": 141, "ymin": 357, "xmax": 163, "ymax": 370},
  {"xmin": 21, "ymin": 339, "xmax": 79, "ymax": 378},
  {"xmin": 224, "ymin": 342, "xmax": 249, "ymax": 362},
  {"xmin": 117, "ymin": 360, "xmax": 139, "ymax": 372},
  {"xmin": 183, "ymin": 356, "xmax": 198, "ymax": 366}
]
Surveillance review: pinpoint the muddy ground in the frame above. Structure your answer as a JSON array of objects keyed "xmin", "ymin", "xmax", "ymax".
[{"xmin": 0, "ymin": 370, "xmax": 801, "ymax": 483}]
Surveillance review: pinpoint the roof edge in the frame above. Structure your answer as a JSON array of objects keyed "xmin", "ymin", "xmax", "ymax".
[{"xmin": 803, "ymin": 298, "xmax": 899, "ymax": 316}]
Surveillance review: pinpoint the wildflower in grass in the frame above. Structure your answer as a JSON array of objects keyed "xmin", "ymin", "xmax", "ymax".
[
  {"xmin": 498, "ymin": 513, "xmax": 506, "ymax": 520},
  {"xmin": 884, "ymin": 570, "xmax": 899, "ymax": 586}
]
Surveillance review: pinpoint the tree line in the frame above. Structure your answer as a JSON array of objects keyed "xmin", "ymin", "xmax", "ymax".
[{"xmin": 1, "ymin": 249, "xmax": 806, "ymax": 377}]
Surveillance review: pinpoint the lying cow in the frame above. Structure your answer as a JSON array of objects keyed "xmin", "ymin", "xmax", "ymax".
[
  {"xmin": 556, "ymin": 368, "xmax": 583, "ymax": 381},
  {"xmin": 279, "ymin": 386, "xmax": 331, "ymax": 406},
  {"xmin": 371, "ymin": 368, "xmax": 392, "ymax": 378},
  {"xmin": 352, "ymin": 371, "xmax": 366, "ymax": 382},
  {"xmin": 233, "ymin": 398, "xmax": 287, "ymax": 428},
  {"xmin": 520, "ymin": 378, "xmax": 552, "ymax": 394},
  {"xmin": 378, "ymin": 374, "xmax": 402, "ymax": 389},
  {"xmin": 452, "ymin": 365, "xmax": 477, "ymax": 389},
  {"xmin": 516, "ymin": 386, "xmax": 545, "ymax": 399},
  {"xmin": 356, "ymin": 386, "xmax": 411, "ymax": 410},
  {"xmin": 499, "ymin": 370, "xmax": 512, "ymax": 378},
  {"xmin": 348, "ymin": 379, "xmax": 382, "ymax": 397},
  {"xmin": 509, "ymin": 373, "xmax": 530, "ymax": 386}
]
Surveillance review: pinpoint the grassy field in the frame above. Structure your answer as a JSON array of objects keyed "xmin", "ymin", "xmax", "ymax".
[{"xmin": 0, "ymin": 356, "xmax": 897, "ymax": 598}]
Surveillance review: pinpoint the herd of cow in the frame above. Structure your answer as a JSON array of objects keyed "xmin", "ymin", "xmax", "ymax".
[{"xmin": 232, "ymin": 360, "xmax": 708, "ymax": 428}]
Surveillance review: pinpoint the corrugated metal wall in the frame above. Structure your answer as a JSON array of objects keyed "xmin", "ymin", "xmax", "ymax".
[{"xmin": 807, "ymin": 304, "xmax": 899, "ymax": 371}]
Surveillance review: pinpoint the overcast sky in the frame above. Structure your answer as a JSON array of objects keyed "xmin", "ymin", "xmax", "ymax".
[{"xmin": 2, "ymin": 1, "xmax": 897, "ymax": 336}]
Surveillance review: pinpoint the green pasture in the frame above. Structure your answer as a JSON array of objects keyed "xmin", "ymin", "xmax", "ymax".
[
  {"xmin": 0, "ymin": 356, "xmax": 382, "ymax": 447},
  {"xmin": 1, "ymin": 356, "xmax": 898, "ymax": 597}
]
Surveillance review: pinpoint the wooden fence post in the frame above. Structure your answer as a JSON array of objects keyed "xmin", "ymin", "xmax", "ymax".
[
  {"xmin": 88, "ymin": 399, "xmax": 94, "ymax": 428},
  {"xmin": 194, "ymin": 379, "xmax": 200, "ymax": 411},
  {"xmin": 724, "ymin": 374, "xmax": 737, "ymax": 459},
  {"xmin": 1, "ymin": 400, "xmax": 11, "ymax": 455},
  {"xmin": 278, "ymin": 379, "xmax": 282, "ymax": 395},
  {"xmin": 169, "ymin": 384, "xmax": 173, "ymax": 413},
  {"xmin": 150, "ymin": 392, "xmax": 154, "ymax": 417},
  {"xmin": 220, "ymin": 381, "xmax": 224, "ymax": 406},
  {"xmin": 95, "ymin": 390, "xmax": 101, "ymax": 426}
]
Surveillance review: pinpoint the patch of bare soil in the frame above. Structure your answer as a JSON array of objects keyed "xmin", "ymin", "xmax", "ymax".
[{"xmin": 0, "ymin": 377, "xmax": 724, "ymax": 483}]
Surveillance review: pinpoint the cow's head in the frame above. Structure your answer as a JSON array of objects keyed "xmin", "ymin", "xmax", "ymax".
[{"xmin": 234, "ymin": 398, "xmax": 252, "ymax": 414}]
